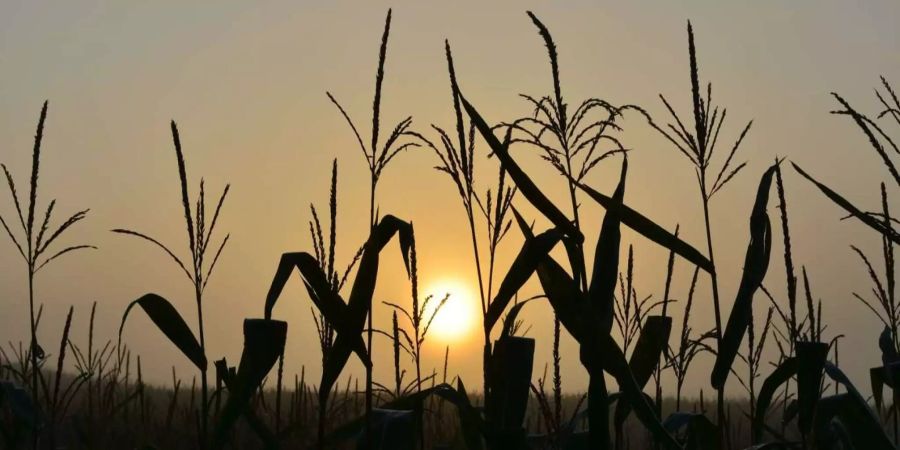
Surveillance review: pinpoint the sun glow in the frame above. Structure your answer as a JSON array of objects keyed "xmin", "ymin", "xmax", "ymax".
[{"xmin": 422, "ymin": 279, "xmax": 479, "ymax": 343}]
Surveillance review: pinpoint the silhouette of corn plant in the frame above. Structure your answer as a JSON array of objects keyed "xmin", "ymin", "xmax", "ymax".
[
  {"xmin": 211, "ymin": 318, "xmax": 287, "ymax": 450},
  {"xmin": 791, "ymin": 78, "xmax": 900, "ymax": 445},
  {"xmin": 451, "ymin": 11, "xmax": 717, "ymax": 449},
  {"xmin": 114, "ymin": 121, "xmax": 230, "ymax": 447},
  {"xmin": 379, "ymin": 226, "xmax": 449, "ymax": 448},
  {"xmin": 0, "ymin": 101, "xmax": 95, "ymax": 448},
  {"xmin": 306, "ymin": 160, "xmax": 364, "ymax": 368},
  {"xmin": 500, "ymin": 15, "xmax": 636, "ymax": 426},
  {"xmin": 793, "ymin": 78, "xmax": 900, "ymax": 244},
  {"xmin": 326, "ymin": 10, "xmax": 422, "ymax": 439},
  {"xmin": 382, "ymin": 227, "xmax": 449, "ymax": 397},
  {"xmin": 639, "ymin": 21, "xmax": 756, "ymax": 439},
  {"xmin": 732, "ymin": 304, "xmax": 774, "ymax": 438},
  {"xmin": 421, "ymin": 40, "xmax": 518, "ymax": 402},
  {"xmin": 664, "ymin": 266, "xmax": 716, "ymax": 410},
  {"xmin": 264, "ymin": 211, "xmax": 413, "ymax": 448}
]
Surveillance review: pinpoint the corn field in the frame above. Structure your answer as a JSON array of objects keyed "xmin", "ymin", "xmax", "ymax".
[{"xmin": 2, "ymin": 7, "xmax": 900, "ymax": 450}]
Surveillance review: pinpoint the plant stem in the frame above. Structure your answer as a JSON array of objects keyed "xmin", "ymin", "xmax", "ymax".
[
  {"xmin": 28, "ymin": 266, "xmax": 39, "ymax": 450},
  {"xmin": 464, "ymin": 207, "xmax": 491, "ymax": 400},
  {"xmin": 195, "ymin": 284, "xmax": 208, "ymax": 448},
  {"xmin": 366, "ymin": 175, "xmax": 376, "ymax": 448},
  {"xmin": 588, "ymin": 368, "xmax": 610, "ymax": 450},
  {"xmin": 699, "ymin": 172, "xmax": 728, "ymax": 446}
]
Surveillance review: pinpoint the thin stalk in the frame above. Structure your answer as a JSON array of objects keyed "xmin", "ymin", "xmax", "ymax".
[
  {"xmin": 365, "ymin": 174, "xmax": 376, "ymax": 447},
  {"xmin": 699, "ymin": 173, "xmax": 727, "ymax": 442},
  {"xmin": 364, "ymin": 170, "xmax": 377, "ymax": 449},
  {"xmin": 28, "ymin": 267, "xmax": 38, "ymax": 450},
  {"xmin": 195, "ymin": 283, "xmax": 208, "ymax": 447},
  {"xmin": 459, "ymin": 205, "xmax": 492, "ymax": 402}
]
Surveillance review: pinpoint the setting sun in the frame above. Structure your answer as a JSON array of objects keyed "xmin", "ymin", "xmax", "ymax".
[{"xmin": 422, "ymin": 279, "xmax": 479, "ymax": 343}]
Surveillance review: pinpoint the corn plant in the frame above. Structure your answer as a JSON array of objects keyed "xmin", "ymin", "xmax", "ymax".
[
  {"xmin": 264, "ymin": 209, "xmax": 414, "ymax": 448},
  {"xmin": 382, "ymin": 227, "xmax": 449, "ymax": 398},
  {"xmin": 0, "ymin": 101, "xmax": 95, "ymax": 448},
  {"xmin": 325, "ymin": 10, "xmax": 422, "ymax": 440},
  {"xmin": 452, "ymin": 11, "xmax": 719, "ymax": 449},
  {"xmin": 638, "ymin": 22, "xmax": 756, "ymax": 441},
  {"xmin": 788, "ymin": 77, "xmax": 900, "ymax": 448},
  {"xmin": 306, "ymin": 160, "xmax": 364, "ymax": 367},
  {"xmin": 114, "ymin": 121, "xmax": 230, "ymax": 447},
  {"xmin": 664, "ymin": 266, "xmax": 715, "ymax": 410}
]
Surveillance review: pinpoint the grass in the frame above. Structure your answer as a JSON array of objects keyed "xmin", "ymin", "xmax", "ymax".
[{"xmin": 2, "ymin": 7, "xmax": 900, "ymax": 450}]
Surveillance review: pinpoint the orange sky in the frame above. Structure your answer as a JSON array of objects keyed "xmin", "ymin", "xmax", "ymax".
[{"xmin": 1, "ymin": 0, "xmax": 899, "ymax": 396}]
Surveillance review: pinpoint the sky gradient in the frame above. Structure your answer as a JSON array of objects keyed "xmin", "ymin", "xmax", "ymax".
[{"xmin": 1, "ymin": 0, "xmax": 899, "ymax": 396}]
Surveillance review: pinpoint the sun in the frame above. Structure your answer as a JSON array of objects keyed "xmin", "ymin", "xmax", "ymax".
[{"xmin": 421, "ymin": 279, "xmax": 479, "ymax": 343}]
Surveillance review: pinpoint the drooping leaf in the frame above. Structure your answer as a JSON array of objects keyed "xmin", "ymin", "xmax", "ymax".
[
  {"xmin": 459, "ymin": 94, "xmax": 582, "ymax": 241},
  {"xmin": 485, "ymin": 228, "xmax": 562, "ymax": 334},
  {"xmin": 813, "ymin": 393, "xmax": 893, "ymax": 450},
  {"xmin": 583, "ymin": 333, "xmax": 680, "ymax": 449},
  {"xmin": 212, "ymin": 319, "xmax": 287, "ymax": 449},
  {"xmin": 263, "ymin": 252, "xmax": 369, "ymax": 366},
  {"xmin": 792, "ymin": 162, "xmax": 900, "ymax": 244},
  {"xmin": 575, "ymin": 179, "xmax": 713, "ymax": 274},
  {"xmin": 614, "ymin": 316, "xmax": 672, "ymax": 429},
  {"xmin": 264, "ymin": 252, "xmax": 347, "ymax": 324},
  {"xmin": 119, "ymin": 293, "xmax": 206, "ymax": 370},
  {"xmin": 816, "ymin": 361, "xmax": 894, "ymax": 450},
  {"xmin": 712, "ymin": 164, "xmax": 776, "ymax": 389},
  {"xmin": 500, "ymin": 298, "xmax": 535, "ymax": 339},
  {"xmin": 753, "ymin": 357, "xmax": 797, "ymax": 442},
  {"xmin": 323, "ymin": 215, "xmax": 412, "ymax": 406},
  {"xmin": 511, "ymin": 207, "xmax": 584, "ymax": 341},
  {"xmin": 346, "ymin": 214, "xmax": 413, "ymax": 326},
  {"xmin": 450, "ymin": 378, "xmax": 485, "ymax": 450}
]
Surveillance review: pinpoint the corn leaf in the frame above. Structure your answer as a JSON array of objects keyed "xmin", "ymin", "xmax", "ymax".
[
  {"xmin": 500, "ymin": 298, "xmax": 536, "ymax": 339},
  {"xmin": 586, "ymin": 333, "xmax": 680, "ymax": 448},
  {"xmin": 487, "ymin": 336, "xmax": 535, "ymax": 433},
  {"xmin": 459, "ymin": 93, "xmax": 582, "ymax": 242},
  {"xmin": 120, "ymin": 293, "xmax": 206, "ymax": 371},
  {"xmin": 614, "ymin": 315, "xmax": 672, "ymax": 430},
  {"xmin": 588, "ymin": 159, "xmax": 627, "ymax": 335},
  {"xmin": 263, "ymin": 252, "xmax": 368, "ymax": 365},
  {"xmin": 712, "ymin": 164, "xmax": 776, "ymax": 389},
  {"xmin": 753, "ymin": 357, "xmax": 797, "ymax": 442},
  {"xmin": 321, "ymin": 214, "xmax": 413, "ymax": 406},
  {"xmin": 792, "ymin": 162, "xmax": 900, "ymax": 244},
  {"xmin": 796, "ymin": 341, "xmax": 828, "ymax": 435},
  {"xmin": 870, "ymin": 366, "xmax": 884, "ymax": 411},
  {"xmin": 814, "ymin": 393, "xmax": 893, "ymax": 450},
  {"xmin": 212, "ymin": 319, "xmax": 287, "ymax": 449},
  {"xmin": 264, "ymin": 252, "xmax": 347, "ymax": 325},
  {"xmin": 511, "ymin": 207, "xmax": 585, "ymax": 341},
  {"xmin": 575, "ymin": 179, "xmax": 713, "ymax": 274},
  {"xmin": 822, "ymin": 360, "xmax": 889, "ymax": 448},
  {"xmin": 485, "ymin": 228, "xmax": 562, "ymax": 335}
]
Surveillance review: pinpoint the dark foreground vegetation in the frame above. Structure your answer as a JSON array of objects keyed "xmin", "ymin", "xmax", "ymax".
[{"xmin": 2, "ymin": 9, "xmax": 900, "ymax": 450}]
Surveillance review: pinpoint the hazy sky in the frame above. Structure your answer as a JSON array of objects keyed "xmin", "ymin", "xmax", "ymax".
[{"xmin": 1, "ymin": 0, "xmax": 899, "ymax": 397}]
